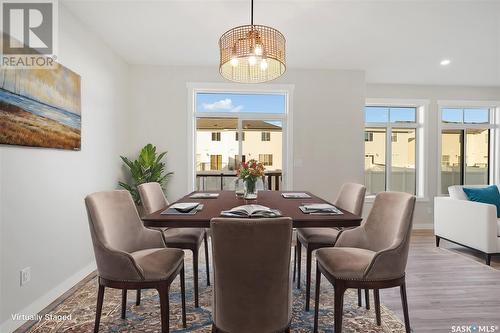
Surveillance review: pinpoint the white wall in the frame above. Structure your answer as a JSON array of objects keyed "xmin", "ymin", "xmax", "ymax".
[
  {"xmin": 128, "ymin": 66, "xmax": 365, "ymax": 202},
  {"xmin": 365, "ymin": 84, "xmax": 500, "ymax": 228},
  {"xmin": 0, "ymin": 4, "xmax": 130, "ymax": 331}
]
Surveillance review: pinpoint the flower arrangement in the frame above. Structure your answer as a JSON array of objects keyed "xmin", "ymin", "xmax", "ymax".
[{"xmin": 237, "ymin": 159, "xmax": 265, "ymax": 199}]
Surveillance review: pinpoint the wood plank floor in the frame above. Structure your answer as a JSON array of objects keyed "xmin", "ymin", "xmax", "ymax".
[
  {"xmin": 14, "ymin": 231, "xmax": 500, "ymax": 333},
  {"xmin": 379, "ymin": 230, "xmax": 500, "ymax": 332}
]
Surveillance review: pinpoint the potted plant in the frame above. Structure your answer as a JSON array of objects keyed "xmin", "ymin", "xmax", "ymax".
[
  {"xmin": 237, "ymin": 159, "xmax": 265, "ymax": 199},
  {"xmin": 118, "ymin": 144, "xmax": 173, "ymax": 209}
]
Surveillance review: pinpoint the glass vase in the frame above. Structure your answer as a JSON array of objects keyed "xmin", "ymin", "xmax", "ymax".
[
  {"xmin": 235, "ymin": 178, "xmax": 245, "ymax": 198},
  {"xmin": 244, "ymin": 178, "xmax": 258, "ymax": 200}
]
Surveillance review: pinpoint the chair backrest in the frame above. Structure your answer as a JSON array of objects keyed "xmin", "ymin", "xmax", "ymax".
[
  {"xmin": 85, "ymin": 190, "xmax": 152, "ymax": 281},
  {"xmin": 336, "ymin": 192, "xmax": 416, "ymax": 280},
  {"xmin": 210, "ymin": 217, "xmax": 293, "ymax": 333},
  {"xmin": 137, "ymin": 182, "xmax": 169, "ymax": 215},
  {"xmin": 334, "ymin": 182, "xmax": 366, "ymax": 216}
]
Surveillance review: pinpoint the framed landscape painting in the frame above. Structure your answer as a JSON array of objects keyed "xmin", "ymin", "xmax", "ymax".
[{"xmin": 0, "ymin": 64, "xmax": 81, "ymax": 150}]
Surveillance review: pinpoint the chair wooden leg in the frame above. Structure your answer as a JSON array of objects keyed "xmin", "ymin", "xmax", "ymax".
[
  {"xmin": 357, "ymin": 288, "xmax": 362, "ymax": 307},
  {"xmin": 334, "ymin": 281, "xmax": 346, "ymax": 333},
  {"xmin": 211, "ymin": 324, "xmax": 217, "ymax": 333},
  {"xmin": 400, "ymin": 282, "xmax": 411, "ymax": 333},
  {"xmin": 313, "ymin": 263, "xmax": 321, "ymax": 333},
  {"xmin": 293, "ymin": 245, "xmax": 297, "ymax": 282},
  {"xmin": 296, "ymin": 239, "xmax": 302, "ymax": 289},
  {"xmin": 193, "ymin": 249, "xmax": 199, "ymax": 308},
  {"xmin": 486, "ymin": 254, "xmax": 491, "ymax": 266},
  {"xmin": 158, "ymin": 284, "xmax": 170, "ymax": 333},
  {"xmin": 204, "ymin": 232, "xmax": 210, "ymax": 286},
  {"xmin": 305, "ymin": 247, "xmax": 313, "ymax": 311},
  {"xmin": 94, "ymin": 284, "xmax": 105, "ymax": 333},
  {"xmin": 365, "ymin": 288, "xmax": 370, "ymax": 310},
  {"xmin": 284, "ymin": 327, "xmax": 291, "ymax": 333},
  {"xmin": 180, "ymin": 265, "xmax": 187, "ymax": 328},
  {"xmin": 374, "ymin": 289, "xmax": 381, "ymax": 326},
  {"xmin": 136, "ymin": 289, "xmax": 141, "ymax": 306},
  {"xmin": 435, "ymin": 235, "xmax": 440, "ymax": 247},
  {"xmin": 121, "ymin": 289, "xmax": 127, "ymax": 319}
]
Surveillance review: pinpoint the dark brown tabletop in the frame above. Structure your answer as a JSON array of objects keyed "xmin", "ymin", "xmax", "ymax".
[{"xmin": 142, "ymin": 191, "xmax": 362, "ymax": 229}]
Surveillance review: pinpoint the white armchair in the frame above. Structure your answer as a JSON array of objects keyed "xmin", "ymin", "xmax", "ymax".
[{"xmin": 434, "ymin": 185, "xmax": 500, "ymax": 265}]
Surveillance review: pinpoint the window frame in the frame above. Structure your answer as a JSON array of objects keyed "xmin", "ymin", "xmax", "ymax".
[
  {"xmin": 261, "ymin": 131, "xmax": 271, "ymax": 141},
  {"xmin": 235, "ymin": 131, "xmax": 245, "ymax": 141},
  {"xmin": 365, "ymin": 99, "xmax": 429, "ymax": 200},
  {"xmin": 187, "ymin": 82, "xmax": 294, "ymax": 192},
  {"xmin": 211, "ymin": 132, "xmax": 221, "ymax": 141},
  {"xmin": 437, "ymin": 100, "xmax": 500, "ymax": 195}
]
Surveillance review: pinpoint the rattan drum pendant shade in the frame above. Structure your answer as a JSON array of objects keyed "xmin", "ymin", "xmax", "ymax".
[{"xmin": 219, "ymin": 0, "xmax": 286, "ymax": 83}]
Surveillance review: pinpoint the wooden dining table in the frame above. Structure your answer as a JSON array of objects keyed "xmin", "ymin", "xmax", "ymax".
[{"xmin": 142, "ymin": 190, "xmax": 362, "ymax": 228}]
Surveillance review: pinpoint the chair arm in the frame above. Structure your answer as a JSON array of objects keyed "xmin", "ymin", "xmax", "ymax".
[
  {"xmin": 434, "ymin": 197, "xmax": 498, "ymax": 253},
  {"xmin": 139, "ymin": 227, "xmax": 166, "ymax": 249},
  {"xmin": 335, "ymin": 226, "xmax": 368, "ymax": 249},
  {"xmin": 92, "ymin": 241, "xmax": 145, "ymax": 281}
]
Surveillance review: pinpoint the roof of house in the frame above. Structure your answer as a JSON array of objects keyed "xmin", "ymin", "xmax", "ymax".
[{"xmin": 197, "ymin": 118, "xmax": 282, "ymax": 131}]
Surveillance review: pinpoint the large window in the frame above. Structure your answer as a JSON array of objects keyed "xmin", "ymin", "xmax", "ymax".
[
  {"xmin": 440, "ymin": 107, "xmax": 493, "ymax": 193},
  {"xmin": 364, "ymin": 106, "xmax": 420, "ymax": 195},
  {"xmin": 193, "ymin": 91, "xmax": 288, "ymax": 191}
]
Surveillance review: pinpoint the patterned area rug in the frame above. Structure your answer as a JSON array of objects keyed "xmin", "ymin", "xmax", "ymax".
[{"xmin": 25, "ymin": 251, "xmax": 405, "ymax": 333}]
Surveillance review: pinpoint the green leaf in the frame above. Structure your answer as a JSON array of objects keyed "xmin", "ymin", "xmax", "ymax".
[{"xmin": 118, "ymin": 144, "xmax": 173, "ymax": 205}]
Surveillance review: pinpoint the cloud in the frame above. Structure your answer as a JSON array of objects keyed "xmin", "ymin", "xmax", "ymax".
[{"xmin": 203, "ymin": 98, "xmax": 243, "ymax": 112}]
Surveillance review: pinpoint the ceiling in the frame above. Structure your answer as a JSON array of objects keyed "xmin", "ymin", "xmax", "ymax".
[{"xmin": 62, "ymin": 0, "xmax": 500, "ymax": 87}]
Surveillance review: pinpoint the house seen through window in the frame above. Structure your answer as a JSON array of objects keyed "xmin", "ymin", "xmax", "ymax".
[
  {"xmin": 195, "ymin": 92, "xmax": 287, "ymax": 191},
  {"xmin": 440, "ymin": 107, "xmax": 491, "ymax": 193},
  {"xmin": 364, "ymin": 106, "xmax": 418, "ymax": 195}
]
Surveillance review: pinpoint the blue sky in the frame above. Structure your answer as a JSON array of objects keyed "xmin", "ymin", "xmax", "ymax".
[
  {"xmin": 366, "ymin": 106, "xmax": 489, "ymax": 124},
  {"xmin": 365, "ymin": 106, "xmax": 416, "ymax": 123},
  {"xmin": 442, "ymin": 108, "xmax": 489, "ymax": 123},
  {"xmin": 196, "ymin": 93, "xmax": 286, "ymax": 114}
]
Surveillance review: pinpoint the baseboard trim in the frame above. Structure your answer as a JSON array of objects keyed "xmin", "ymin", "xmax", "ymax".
[
  {"xmin": 0, "ymin": 261, "xmax": 96, "ymax": 333},
  {"xmin": 413, "ymin": 223, "xmax": 434, "ymax": 230}
]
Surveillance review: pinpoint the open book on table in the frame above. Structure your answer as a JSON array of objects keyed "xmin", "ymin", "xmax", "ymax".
[
  {"xmin": 299, "ymin": 203, "xmax": 343, "ymax": 215},
  {"xmin": 221, "ymin": 204, "xmax": 282, "ymax": 218}
]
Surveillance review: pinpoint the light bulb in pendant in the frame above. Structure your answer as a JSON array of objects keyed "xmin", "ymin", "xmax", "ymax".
[
  {"xmin": 230, "ymin": 57, "xmax": 239, "ymax": 67},
  {"xmin": 260, "ymin": 59, "xmax": 268, "ymax": 70},
  {"xmin": 248, "ymin": 55, "xmax": 257, "ymax": 65},
  {"xmin": 254, "ymin": 44, "xmax": 263, "ymax": 56}
]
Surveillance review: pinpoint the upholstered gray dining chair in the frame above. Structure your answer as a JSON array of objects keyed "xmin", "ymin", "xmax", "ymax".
[
  {"xmin": 210, "ymin": 217, "xmax": 293, "ymax": 333},
  {"xmin": 85, "ymin": 190, "xmax": 186, "ymax": 333},
  {"xmin": 313, "ymin": 191, "xmax": 416, "ymax": 333},
  {"xmin": 296, "ymin": 182, "xmax": 366, "ymax": 311},
  {"xmin": 138, "ymin": 182, "xmax": 210, "ymax": 308}
]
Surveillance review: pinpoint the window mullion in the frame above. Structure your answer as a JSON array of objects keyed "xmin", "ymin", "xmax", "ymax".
[
  {"xmin": 461, "ymin": 129, "xmax": 466, "ymax": 185},
  {"xmin": 238, "ymin": 118, "xmax": 243, "ymax": 167},
  {"xmin": 386, "ymin": 126, "xmax": 392, "ymax": 191}
]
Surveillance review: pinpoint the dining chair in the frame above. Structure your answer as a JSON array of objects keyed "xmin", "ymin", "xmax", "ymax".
[
  {"xmin": 85, "ymin": 190, "xmax": 186, "ymax": 333},
  {"xmin": 295, "ymin": 183, "xmax": 366, "ymax": 311},
  {"xmin": 210, "ymin": 217, "xmax": 293, "ymax": 333},
  {"xmin": 313, "ymin": 192, "xmax": 416, "ymax": 333},
  {"xmin": 138, "ymin": 182, "xmax": 210, "ymax": 308}
]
